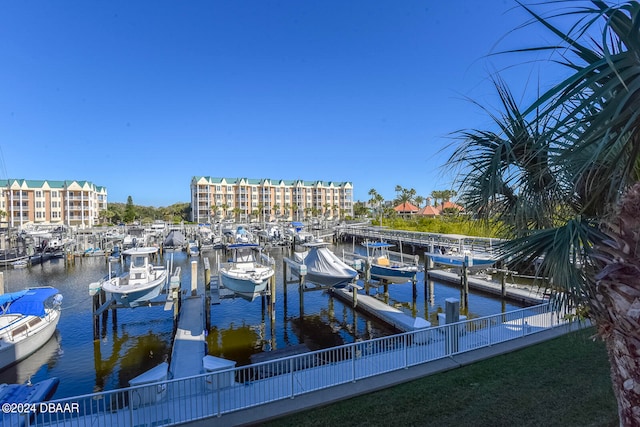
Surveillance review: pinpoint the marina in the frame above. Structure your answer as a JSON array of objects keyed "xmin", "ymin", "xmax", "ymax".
[{"xmin": 0, "ymin": 228, "xmax": 542, "ymax": 409}]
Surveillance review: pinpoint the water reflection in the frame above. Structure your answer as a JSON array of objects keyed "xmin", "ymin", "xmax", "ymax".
[
  {"xmin": 0, "ymin": 242, "xmax": 525, "ymax": 399},
  {"xmin": 0, "ymin": 331, "xmax": 62, "ymax": 385}
]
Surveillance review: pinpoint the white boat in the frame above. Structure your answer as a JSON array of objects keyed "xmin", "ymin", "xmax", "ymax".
[
  {"xmin": 0, "ymin": 287, "xmax": 63, "ymax": 371},
  {"xmin": 101, "ymin": 247, "xmax": 168, "ymax": 308},
  {"xmin": 294, "ymin": 241, "xmax": 358, "ymax": 287},
  {"xmin": 12, "ymin": 259, "xmax": 28, "ymax": 269},
  {"xmin": 83, "ymin": 247, "xmax": 105, "ymax": 257},
  {"xmin": 219, "ymin": 243, "xmax": 275, "ymax": 302},
  {"xmin": 188, "ymin": 240, "xmax": 200, "ymax": 256},
  {"xmin": 361, "ymin": 241, "xmax": 419, "ymax": 284}
]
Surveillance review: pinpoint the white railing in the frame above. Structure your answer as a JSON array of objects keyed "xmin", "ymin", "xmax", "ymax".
[{"xmin": 11, "ymin": 303, "xmax": 571, "ymax": 427}]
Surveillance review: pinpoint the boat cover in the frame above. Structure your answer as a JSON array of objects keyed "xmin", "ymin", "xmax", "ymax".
[
  {"xmin": 304, "ymin": 247, "xmax": 357, "ymax": 279},
  {"xmin": 163, "ymin": 230, "xmax": 186, "ymax": 247},
  {"xmin": 3, "ymin": 287, "xmax": 60, "ymax": 317},
  {"xmin": 0, "ymin": 290, "xmax": 28, "ymax": 309}
]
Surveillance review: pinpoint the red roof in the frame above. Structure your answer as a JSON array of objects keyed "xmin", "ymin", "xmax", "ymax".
[
  {"xmin": 441, "ymin": 201, "xmax": 464, "ymax": 211},
  {"xmin": 418, "ymin": 205, "xmax": 440, "ymax": 216},
  {"xmin": 393, "ymin": 202, "xmax": 419, "ymax": 213}
]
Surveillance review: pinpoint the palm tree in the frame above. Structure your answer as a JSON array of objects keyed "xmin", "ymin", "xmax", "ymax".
[
  {"xmin": 415, "ymin": 196, "xmax": 424, "ymax": 209},
  {"xmin": 368, "ymin": 188, "xmax": 384, "ymax": 225},
  {"xmin": 450, "ymin": 1, "xmax": 640, "ymax": 423}
]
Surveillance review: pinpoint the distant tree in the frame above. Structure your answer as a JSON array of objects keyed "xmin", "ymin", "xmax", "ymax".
[
  {"xmin": 415, "ymin": 196, "xmax": 424, "ymax": 208},
  {"xmin": 233, "ymin": 207, "xmax": 242, "ymax": 222},
  {"xmin": 368, "ymin": 188, "xmax": 384, "ymax": 224},
  {"xmin": 353, "ymin": 201, "xmax": 368, "ymax": 217},
  {"xmin": 124, "ymin": 196, "xmax": 136, "ymax": 223}
]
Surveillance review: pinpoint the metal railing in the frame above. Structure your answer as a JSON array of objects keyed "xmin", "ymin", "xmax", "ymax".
[{"xmin": 11, "ymin": 303, "xmax": 570, "ymax": 427}]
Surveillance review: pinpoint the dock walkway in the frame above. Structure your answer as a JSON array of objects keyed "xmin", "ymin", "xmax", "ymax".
[
  {"xmin": 23, "ymin": 304, "xmax": 578, "ymax": 427},
  {"xmin": 426, "ymin": 269, "xmax": 547, "ymax": 305},
  {"xmin": 329, "ymin": 287, "xmax": 431, "ymax": 331},
  {"xmin": 169, "ymin": 295, "xmax": 206, "ymax": 379}
]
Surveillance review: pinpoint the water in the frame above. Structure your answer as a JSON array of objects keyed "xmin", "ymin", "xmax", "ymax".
[{"xmin": 0, "ymin": 242, "xmax": 524, "ymax": 400}]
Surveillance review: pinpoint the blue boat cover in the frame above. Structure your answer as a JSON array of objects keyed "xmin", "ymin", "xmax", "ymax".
[
  {"xmin": 0, "ymin": 290, "xmax": 28, "ymax": 308},
  {"xmin": 3, "ymin": 288, "xmax": 59, "ymax": 317}
]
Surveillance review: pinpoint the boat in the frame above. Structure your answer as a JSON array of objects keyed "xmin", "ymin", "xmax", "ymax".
[
  {"xmin": 188, "ymin": 240, "xmax": 200, "ymax": 256},
  {"xmin": 100, "ymin": 247, "xmax": 168, "ymax": 308},
  {"xmin": 0, "ymin": 377, "xmax": 60, "ymax": 427},
  {"xmin": 286, "ymin": 222, "xmax": 314, "ymax": 244},
  {"xmin": 0, "ymin": 377, "xmax": 60, "ymax": 405},
  {"xmin": 293, "ymin": 241, "xmax": 358, "ymax": 287},
  {"xmin": 425, "ymin": 249, "xmax": 497, "ymax": 268},
  {"xmin": 162, "ymin": 230, "xmax": 186, "ymax": 251},
  {"xmin": 219, "ymin": 243, "xmax": 275, "ymax": 302},
  {"xmin": 12, "ymin": 259, "xmax": 28, "ymax": 269},
  {"xmin": 83, "ymin": 247, "xmax": 105, "ymax": 257},
  {"xmin": 360, "ymin": 241, "xmax": 419, "ymax": 284},
  {"xmin": 0, "ymin": 287, "xmax": 64, "ymax": 371}
]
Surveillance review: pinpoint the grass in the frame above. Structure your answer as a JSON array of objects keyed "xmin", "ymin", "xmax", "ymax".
[{"xmin": 261, "ymin": 328, "xmax": 618, "ymax": 427}]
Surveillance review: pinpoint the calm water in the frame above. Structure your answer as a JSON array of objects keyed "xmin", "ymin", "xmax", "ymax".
[{"xmin": 0, "ymin": 242, "xmax": 524, "ymax": 400}]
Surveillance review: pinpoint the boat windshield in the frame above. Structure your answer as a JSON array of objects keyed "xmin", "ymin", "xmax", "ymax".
[{"xmin": 132, "ymin": 256, "xmax": 146, "ymax": 268}]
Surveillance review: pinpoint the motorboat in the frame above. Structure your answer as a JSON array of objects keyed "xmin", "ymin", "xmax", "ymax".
[
  {"xmin": 11, "ymin": 259, "xmax": 28, "ymax": 269},
  {"xmin": 101, "ymin": 247, "xmax": 168, "ymax": 308},
  {"xmin": 425, "ymin": 249, "xmax": 497, "ymax": 268},
  {"xmin": 188, "ymin": 240, "xmax": 200, "ymax": 256},
  {"xmin": 0, "ymin": 287, "xmax": 63, "ymax": 371},
  {"xmin": 162, "ymin": 230, "xmax": 186, "ymax": 251},
  {"xmin": 423, "ymin": 234, "xmax": 498, "ymax": 268},
  {"xmin": 361, "ymin": 241, "xmax": 419, "ymax": 284},
  {"xmin": 219, "ymin": 243, "xmax": 275, "ymax": 302},
  {"xmin": 294, "ymin": 241, "xmax": 357, "ymax": 287}
]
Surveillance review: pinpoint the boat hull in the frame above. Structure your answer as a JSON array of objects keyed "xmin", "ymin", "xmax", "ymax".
[
  {"xmin": 426, "ymin": 253, "xmax": 496, "ymax": 268},
  {"xmin": 305, "ymin": 270, "xmax": 357, "ymax": 287},
  {"xmin": 0, "ymin": 308, "xmax": 61, "ymax": 371},
  {"xmin": 103, "ymin": 276, "xmax": 166, "ymax": 308},
  {"xmin": 220, "ymin": 272, "xmax": 272, "ymax": 302},
  {"xmin": 370, "ymin": 265, "xmax": 417, "ymax": 284}
]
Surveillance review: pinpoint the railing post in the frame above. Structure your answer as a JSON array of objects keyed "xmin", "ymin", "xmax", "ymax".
[
  {"xmin": 129, "ymin": 389, "xmax": 135, "ymax": 427},
  {"xmin": 404, "ymin": 334, "xmax": 408, "ymax": 369},
  {"xmin": 352, "ymin": 343, "xmax": 357, "ymax": 383},
  {"xmin": 290, "ymin": 358, "xmax": 295, "ymax": 399}
]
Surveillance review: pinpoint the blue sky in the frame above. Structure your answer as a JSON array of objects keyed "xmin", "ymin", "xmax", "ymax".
[{"xmin": 0, "ymin": 1, "xmax": 574, "ymax": 206}]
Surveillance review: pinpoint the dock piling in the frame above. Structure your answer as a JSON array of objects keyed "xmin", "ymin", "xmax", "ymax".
[{"xmin": 190, "ymin": 260, "xmax": 197, "ymax": 296}]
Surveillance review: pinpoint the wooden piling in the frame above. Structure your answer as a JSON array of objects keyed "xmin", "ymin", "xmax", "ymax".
[
  {"xmin": 0, "ymin": 272, "xmax": 4, "ymax": 295},
  {"xmin": 352, "ymin": 284, "xmax": 358, "ymax": 308},
  {"xmin": 461, "ymin": 262, "xmax": 469, "ymax": 310},
  {"xmin": 269, "ymin": 274, "xmax": 276, "ymax": 322},
  {"xmin": 203, "ymin": 258, "xmax": 211, "ymax": 292},
  {"xmin": 191, "ymin": 260, "xmax": 197, "ymax": 296}
]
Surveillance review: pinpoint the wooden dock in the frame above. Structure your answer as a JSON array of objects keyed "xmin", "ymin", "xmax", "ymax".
[
  {"xmin": 169, "ymin": 295, "xmax": 207, "ymax": 379},
  {"xmin": 426, "ymin": 269, "xmax": 547, "ymax": 305},
  {"xmin": 329, "ymin": 287, "xmax": 431, "ymax": 332}
]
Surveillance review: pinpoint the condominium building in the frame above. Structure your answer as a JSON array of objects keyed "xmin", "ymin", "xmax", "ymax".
[
  {"xmin": 0, "ymin": 179, "xmax": 108, "ymax": 228},
  {"xmin": 190, "ymin": 177, "xmax": 353, "ymax": 223}
]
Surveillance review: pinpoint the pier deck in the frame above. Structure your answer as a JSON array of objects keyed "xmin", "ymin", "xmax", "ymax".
[
  {"xmin": 169, "ymin": 295, "xmax": 206, "ymax": 379},
  {"xmin": 329, "ymin": 287, "xmax": 431, "ymax": 332},
  {"xmin": 426, "ymin": 269, "xmax": 547, "ymax": 305}
]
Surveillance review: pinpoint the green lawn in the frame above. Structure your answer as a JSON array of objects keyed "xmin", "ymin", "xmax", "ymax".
[{"xmin": 263, "ymin": 328, "xmax": 618, "ymax": 427}]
